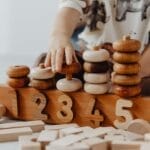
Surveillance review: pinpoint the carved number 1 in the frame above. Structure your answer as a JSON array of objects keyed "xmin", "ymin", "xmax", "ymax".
[{"xmin": 114, "ymin": 99, "xmax": 133, "ymax": 130}]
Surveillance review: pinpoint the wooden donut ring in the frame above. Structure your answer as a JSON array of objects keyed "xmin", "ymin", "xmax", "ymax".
[
  {"xmin": 84, "ymin": 72, "xmax": 109, "ymax": 84},
  {"xmin": 30, "ymin": 78, "xmax": 54, "ymax": 90},
  {"xmin": 84, "ymin": 83, "xmax": 109, "ymax": 94},
  {"xmin": 59, "ymin": 62, "xmax": 81, "ymax": 75},
  {"xmin": 113, "ymin": 84, "xmax": 141, "ymax": 97},
  {"xmin": 56, "ymin": 78, "xmax": 82, "ymax": 92},
  {"xmin": 113, "ymin": 35, "xmax": 141, "ymax": 52},
  {"xmin": 83, "ymin": 61, "xmax": 109, "ymax": 73},
  {"xmin": 83, "ymin": 49, "xmax": 110, "ymax": 62},
  {"xmin": 30, "ymin": 63, "xmax": 55, "ymax": 79},
  {"xmin": 7, "ymin": 65, "xmax": 30, "ymax": 78},
  {"xmin": 111, "ymin": 73, "xmax": 141, "ymax": 86},
  {"xmin": 113, "ymin": 52, "xmax": 141, "ymax": 63},
  {"xmin": 113, "ymin": 63, "xmax": 141, "ymax": 75},
  {"xmin": 7, "ymin": 77, "xmax": 30, "ymax": 88}
]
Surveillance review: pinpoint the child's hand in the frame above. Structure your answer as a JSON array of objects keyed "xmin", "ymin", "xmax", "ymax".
[{"xmin": 44, "ymin": 35, "xmax": 78, "ymax": 72}]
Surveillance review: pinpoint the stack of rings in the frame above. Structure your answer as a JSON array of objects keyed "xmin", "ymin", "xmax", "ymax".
[{"xmin": 112, "ymin": 36, "xmax": 141, "ymax": 97}]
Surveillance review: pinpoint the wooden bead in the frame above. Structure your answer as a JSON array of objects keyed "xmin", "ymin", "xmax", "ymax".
[
  {"xmin": 59, "ymin": 62, "xmax": 81, "ymax": 74},
  {"xmin": 7, "ymin": 77, "xmax": 30, "ymax": 88},
  {"xmin": 113, "ymin": 52, "xmax": 141, "ymax": 63},
  {"xmin": 111, "ymin": 73, "xmax": 141, "ymax": 86},
  {"xmin": 113, "ymin": 35, "xmax": 141, "ymax": 52},
  {"xmin": 84, "ymin": 72, "xmax": 110, "ymax": 84},
  {"xmin": 84, "ymin": 83, "xmax": 109, "ymax": 94},
  {"xmin": 83, "ymin": 49, "xmax": 110, "ymax": 62},
  {"xmin": 30, "ymin": 79, "xmax": 54, "ymax": 90},
  {"xmin": 113, "ymin": 84, "xmax": 141, "ymax": 97},
  {"xmin": 30, "ymin": 64, "xmax": 55, "ymax": 79},
  {"xmin": 7, "ymin": 65, "xmax": 30, "ymax": 78},
  {"xmin": 83, "ymin": 61, "xmax": 109, "ymax": 73},
  {"xmin": 56, "ymin": 78, "xmax": 82, "ymax": 92},
  {"xmin": 113, "ymin": 63, "xmax": 141, "ymax": 75}
]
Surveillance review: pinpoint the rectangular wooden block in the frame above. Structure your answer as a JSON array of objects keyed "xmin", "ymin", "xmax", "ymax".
[
  {"xmin": 37, "ymin": 130, "xmax": 58, "ymax": 143},
  {"xmin": 0, "ymin": 120, "xmax": 45, "ymax": 132},
  {"xmin": 0, "ymin": 127, "xmax": 32, "ymax": 142},
  {"xmin": 44, "ymin": 123, "xmax": 79, "ymax": 130}
]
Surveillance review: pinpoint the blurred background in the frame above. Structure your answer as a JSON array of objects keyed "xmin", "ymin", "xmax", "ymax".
[{"xmin": 0, "ymin": 0, "xmax": 58, "ymax": 83}]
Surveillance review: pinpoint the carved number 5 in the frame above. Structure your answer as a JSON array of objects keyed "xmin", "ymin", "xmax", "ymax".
[{"xmin": 114, "ymin": 99, "xmax": 133, "ymax": 130}]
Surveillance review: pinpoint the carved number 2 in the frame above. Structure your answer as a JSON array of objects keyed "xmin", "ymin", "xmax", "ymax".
[{"xmin": 114, "ymin": 99, "xmax": 133, "ymax": 130}]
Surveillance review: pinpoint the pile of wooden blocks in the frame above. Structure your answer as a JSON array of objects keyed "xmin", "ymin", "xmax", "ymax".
[{"xmin": 0, "ymin": 120, "xmax": 150, "ymax": 150}]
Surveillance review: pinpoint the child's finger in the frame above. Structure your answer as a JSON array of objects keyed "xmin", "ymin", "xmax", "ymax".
[
  {"xmin": 55, "ymin": 48, "xmax": 64, "ymax": 72},
  {"xmin": 51, "ymin": 50, "xmax": 56, "ymax": 72},
  {"xmin": 65, "ymin": 46, "xmax": 73, "ymax": 65},
  {"xmin": 44, "ymin": 52, "xmax": 51, "ymax": 67}
]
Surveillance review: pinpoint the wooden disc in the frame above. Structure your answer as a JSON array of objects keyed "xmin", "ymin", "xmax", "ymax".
[
  {"xmin": 84, "ymin": 83, "xmax": 109, "ymax": 94},
  {"xmin": 127, "ymin": 119, "xmax": 150, "ymax": 135},
  {"xmin": 113, "ymin": 84, "xmax": 141, "ymax": 97},
  {"xmin": 84, "ymin": 72, "xmax": 110, "ymax": 84},
  {"xmin": 56, "ymin": 78, "xmax": 82, "ymax": 92},
  {"xmin": 7, "ymin": 65, "xmax": 30, "ymax": 78},
  {"xmin": 83, "ymin": 49, "xmax": 110, "ymax": 62},
  {"xmin": 30, "ymin": 78, "xmax": 54, "ymax": 90},
  {"xmin": 113, "ymin": 63, "xmax": 141, "ymax": 75},
  {"xmin": 83, "ymin": 61, "xmax": 109, "ymax": 73},
  {"xmin": 113, "ymin": 35, "xmax": 141, "ymax": 52},
  {"xmin": 111, "ymin": 73, "xmax": 141, "ymax": 86},
  {"xmin": 113, "ymin": 52, "xmax": 141, "ymax": 63},
  {"xmin": 7, "ymin": 77, "xmax": 30, "ymax": 88}
]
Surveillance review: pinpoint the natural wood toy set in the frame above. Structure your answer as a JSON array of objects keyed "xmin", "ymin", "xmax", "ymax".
[{"xmin": 0, "ymin": 36, "xmax": 149, "ymax": 131}]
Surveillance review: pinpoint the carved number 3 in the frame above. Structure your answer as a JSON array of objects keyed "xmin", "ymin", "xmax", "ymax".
[
  {"xmin": 114, "ymin": 99, "xmax": 133, "ymax": 130},
  {"xmin": 57, "ymin": 94, "xmax": 73, "ymax": 123}
]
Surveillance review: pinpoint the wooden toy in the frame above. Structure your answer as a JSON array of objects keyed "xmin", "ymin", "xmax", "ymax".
[
  {"xmin": 113, "ymin": 52, "xmax": 141, "ymax": 64},
  {"xmin": 127, "ymin": 119, "xmax": 150, "ymax": 135},
  {"xmin": 0, "ymin": 120, "xmax": 45, "ymax": 132},
  {"xmin": 19, "ymin": 135, "xmax": 41, "ymax": 150},
  {"xmin": 113, "ymin": 63, "xmax": 140, "ymax": 75},
  {"xmin": 114, "ymin": 99, "xmax": 133, "ymax": 130},
  {"xmin": 0, "ymin": 127, "xmax": 32, "ymax": 142},
  {"xmin": 30, "ymin": 63, "xmax": 55, "ymax": 79},
  {"xmin": 0, "ymin": 104, "xmax": 6, "ymax": 118},
  {"xmin": 83, "ymin": 61, "xmax": 109, "ymax": 73},
  {"xmin": 56, "ymin": 62, "xmax": 82, "ymax": 92},
  {"xmin": 83, "ymin": 72, "xmax": 109, "ymax": 84},
  {"xmin": 113, "ymin": 35, "xmax": 141, "ymax": 52},
  {"xmin": 83, "ymin": 49, "xmax": 110, "ymax": 62},
  {"xmin": 7, "ymin": 65, "xmax": 30, "ymax": 78}
]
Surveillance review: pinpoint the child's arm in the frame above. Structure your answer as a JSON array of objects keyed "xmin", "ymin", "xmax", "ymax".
[{"xmin": 44, "ymin": 7, "xmax": 80, "ymax": 72}]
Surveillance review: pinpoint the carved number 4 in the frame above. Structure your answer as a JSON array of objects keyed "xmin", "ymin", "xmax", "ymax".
[{"xmin": 114, "ymin": 99, "xmax": 133, "ymax": 130}]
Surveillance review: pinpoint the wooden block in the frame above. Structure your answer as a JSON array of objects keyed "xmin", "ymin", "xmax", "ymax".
[
  {"xmin": 0, "ymin": 85, "xmax": 18, "ymax": 118},
  {"xmin": 114, "ymin": 99, "xmax": 133, "ymax": 130},
  {"xmin": 107, "ymin": 129, "xmax": 144, "ymax": 141},
  {"xmin": 83, "ymin": 127, "xmax": 115, "ymax": 138},
  {"xmin": 19, "ymin": 134, "xmax": 41, "ymax": 150},
  {"xmin": 111, "ymin": 141, "xmax": 143, "ymax": 150},
  {"xmin": 50, "ymin": 134, "xmax": 86, "ymax": 146},
  {"xmin": 43, "ymin": 90, "xmax": 73, "ymax": 124},
  {"xmin": 0, "ymin": 104, "xmax": 6, "ymax": 118},
  {"xmin": 69, "ymin": 91, "xmax": 104, "ymax": 128},
  {"xmin": 141, "ymin": 143, "xmax": 150, "ymax": 150},
  {"xmin": 104, "ymin": 134, "xmax": 124, "ymax": 141},
  {"xmin": 0, "ymin": 120, "xmax": 45, "ymax": 132},
  {"xmin": 37, "ymin": 130, "xmax": 58, "ymax": 143},
  {"xmin": 17, "ymin": 87, "xmax": 48, "ymax": 121},
  {"xmin": 127, "ymin": 119, "xmax": 150, "ymax": 135},
  {"xmin": 45, "ymin": 123, "xmax": 79, "ymax": 130},
  {"xmin": 0, "ymin": 127, "xmax": 32, "ymax": 142},
  {"xmin": 82, "ymin": 138, "xmax": 110, "ymax": 150}
]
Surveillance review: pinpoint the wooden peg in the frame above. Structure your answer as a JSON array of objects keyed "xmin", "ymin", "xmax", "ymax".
[
  {"xmin": 114, "ymin": 99, "xmax": 133, "ymax": 130},
  {"xmin": 17, "ymin": 87, "xmax": 48, "ymax": 121},
  {"xmin": 0, "ymin": 104, "xmax": 6, "ymax": 118}
]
